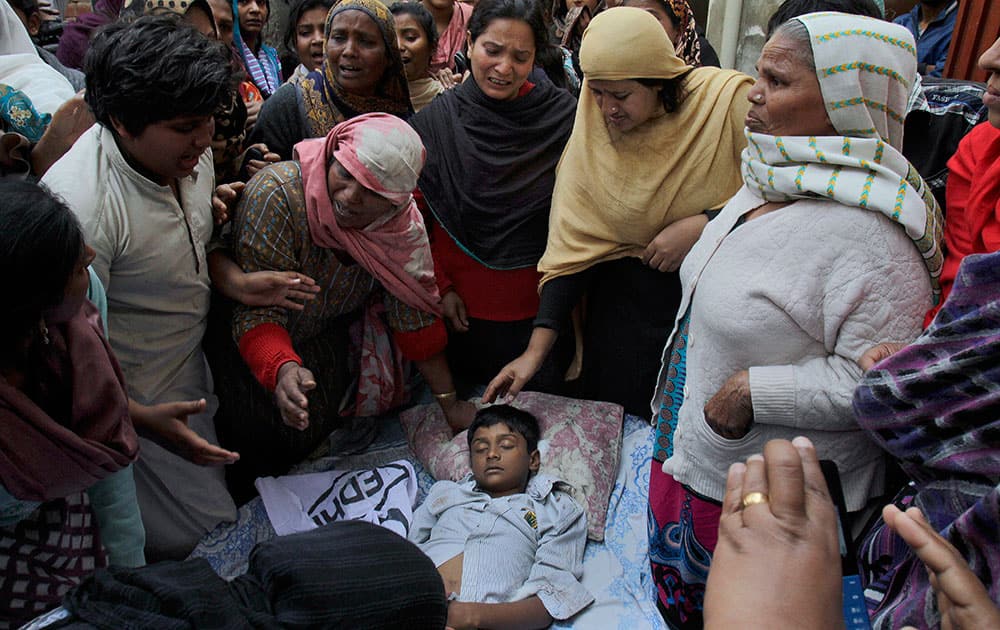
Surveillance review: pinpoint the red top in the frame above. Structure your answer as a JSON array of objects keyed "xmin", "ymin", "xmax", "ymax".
[
  {"xmin": 421, "ymin": 204, "xmax": 541, "ymax": 323},
  {"xmin": 925, "ymin": 122, "xmax": 1000, "ymax": 326}
]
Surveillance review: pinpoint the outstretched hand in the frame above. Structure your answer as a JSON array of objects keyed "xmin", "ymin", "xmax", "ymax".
[
  {"xmin": 886, "ymin": 505, "xmax": 1000, "ymax": 630},
  {"xmin": 705, "ymin": 438, "xmax": 842, "ymax": 630},
  {"xmin": 483, "ymin": 352, "xmax": 543, "ymax": 403},
  {"xmin": 131, "ymin": 399, "xmax": 239, "ymax": 466}
]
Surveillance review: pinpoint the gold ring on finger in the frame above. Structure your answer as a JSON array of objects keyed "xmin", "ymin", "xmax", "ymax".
[{"xmin": 741, "ymin": 491, "xmax": 769, "ymax": 509}]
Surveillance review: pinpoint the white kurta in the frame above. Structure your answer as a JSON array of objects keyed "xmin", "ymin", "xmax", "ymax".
[{"xmin": 42, "ymin": 124, "xmax": 236, "ymax": 558}]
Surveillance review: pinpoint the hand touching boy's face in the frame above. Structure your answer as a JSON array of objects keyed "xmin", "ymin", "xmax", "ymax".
[{"xmin": 470, "ymin": 422, "xmax": 540, "ymax": 498}]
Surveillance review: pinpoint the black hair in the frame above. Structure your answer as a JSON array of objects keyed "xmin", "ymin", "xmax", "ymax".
[
  {"xmin": 7, "ymin": 0, "xmax": 39, "ymax": 16},
  {"xmin": 620, "ymin": 0, "xmax": 681, "ymax": 27},
  {"xmin": 389, "ymin": 1, "xmax": 439, "ymax": 54},
  {"xmin": 467, "ymin": 405, "xmax": 541, "ymax": 453},
  {"xmin": 84, "ymin": 15, "xmax": 234, "ymax": 136},
  {"xmin": 636, "ymin": 74, "xmax": 689, "ymax": 114},
  {"xmin": 283, "ymin": 0, "xmax": 336, "ymax": 52},
  {"xmin": 766, "ymin": 0, "xmax": 881, "ymax": 38},
  {"xmin": 0, "ymin": 181, "xmax": 83, "ymax": 356},
  {"xmin": 468, "ymin": 0, "xmax": 569, "ymax": 90}
]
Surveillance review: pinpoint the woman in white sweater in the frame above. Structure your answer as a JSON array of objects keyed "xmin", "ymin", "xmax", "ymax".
[{"xmin": 646, "ymin": 12, "xmax": 944, "ymax": 627}]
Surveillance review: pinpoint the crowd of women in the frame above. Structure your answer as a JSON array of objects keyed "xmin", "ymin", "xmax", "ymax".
[{"xmin": 1, "ymin": 0, "xmax": 999, "ymax": 625}]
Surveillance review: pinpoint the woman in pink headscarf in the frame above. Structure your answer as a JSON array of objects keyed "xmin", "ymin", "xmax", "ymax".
[{"xmin": 212, "ymin": 112, "xmax": 474, "ymax": 502}]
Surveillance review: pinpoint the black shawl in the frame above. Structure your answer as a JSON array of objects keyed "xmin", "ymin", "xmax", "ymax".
[{"xmin": 410, "ymin": 76, "xmax": 576, "ymax": 270}]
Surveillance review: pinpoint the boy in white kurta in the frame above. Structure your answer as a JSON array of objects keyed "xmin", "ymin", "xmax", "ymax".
[{"xmin": 41, "ymin": 17, "xmax": 238, "ymax": 560}]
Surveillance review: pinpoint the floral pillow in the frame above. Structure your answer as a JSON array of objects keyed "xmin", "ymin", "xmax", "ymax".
[{"xmin": 399, "ymin": 391, "xmax": 624, "ymax": 541}]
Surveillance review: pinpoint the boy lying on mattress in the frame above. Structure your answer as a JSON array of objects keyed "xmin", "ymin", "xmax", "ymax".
[{"xmin": 409, "ymin": 405, "xmax": 594, "ymax": 629}]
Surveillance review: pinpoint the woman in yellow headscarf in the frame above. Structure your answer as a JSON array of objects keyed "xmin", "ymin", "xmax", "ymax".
[{"xmin": 485, "ymin": 7, "xmax": 751, "ymax": 416}]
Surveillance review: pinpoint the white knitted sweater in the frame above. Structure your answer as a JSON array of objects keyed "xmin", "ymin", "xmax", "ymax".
[{"xmin": 653, "ymin": 186, "xmax": 932, "ymax": 510}]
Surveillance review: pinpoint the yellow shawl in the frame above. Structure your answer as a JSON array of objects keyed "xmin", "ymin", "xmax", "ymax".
[{"xmin": 538, "ymin": 7, "xmax": 753, "ymax": 285}]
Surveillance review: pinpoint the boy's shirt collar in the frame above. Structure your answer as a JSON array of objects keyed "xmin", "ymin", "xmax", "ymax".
[{"xmin": 461, "ymin": 472, "xmax": 566, "ymax": 501}]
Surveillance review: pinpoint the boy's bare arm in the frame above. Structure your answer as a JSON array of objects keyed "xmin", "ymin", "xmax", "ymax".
[{"xmin": 447, "ymin": 596, "xmax": 552, "ymax": 630}]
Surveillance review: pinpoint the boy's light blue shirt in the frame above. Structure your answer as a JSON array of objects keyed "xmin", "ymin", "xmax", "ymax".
[{"xmin": 409, "ymin": 472, "xmax": 593, "ymax": 620}]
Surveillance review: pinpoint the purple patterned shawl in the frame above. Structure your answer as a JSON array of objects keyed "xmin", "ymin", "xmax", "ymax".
[{"xmin": 854, "ymin": 250, "xmax": 1000, "ymax": 629}]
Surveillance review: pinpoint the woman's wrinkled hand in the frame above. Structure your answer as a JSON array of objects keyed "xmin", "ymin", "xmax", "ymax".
[
  {"xmin": 859, "ymin": 342, "xmax": 906, "ymax": 371},
  {"xmin": 132, "ymin": 399, "xmax": 240, "ymax": 466},
  {"xmin": 886, "ymin": 505, "xmax": 1000, "ymax": 630},
  {"xmin": 641, "ymin": 214, "xmax": 707, "ymax": 272},
  {"xmin": 212, "ymin": 181, "xmax": 245, "ymax": 225},
  {"xmin": 275, "ymin": 362, "xmax": 316, "ymax": 431},
  {"xmin": 704, "ymin": 438, "xmax": 842, "ymax": 630},
  {"xmin": 441, "ymin": 290, "xmax": 469, "ymax": 332},
  {"xmin": 238, "ymin": 270, "xmax": 320, "ymax": 310},
  {"xmin": 704, "ymin": 370, "xmax": 754, "ymax": 439},
  {"xmin": 484, "ymin": 352, "xmax": 543, "ymax": 403}
]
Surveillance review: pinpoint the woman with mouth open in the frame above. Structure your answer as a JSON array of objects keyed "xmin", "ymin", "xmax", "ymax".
[
  {"xmin": 282, "ymin": 0, "xmax": 335, "ymax": 83},
  {"xmin": 409, "ymin": 0, "xmax": 578, "ymax": 397},
  {"xmin": 390, "ymin": 1, "xmax": 446, "ymax": 112},
  {"xmin": 248, "ymin": 0, "xmax": 412, "ymax": 160},
  {"xmin": 484, "ymin": 8, "xmax": 750, "ymax": 417},
  {"xmin": 214, "ymin": 113, "xmax": 477, "ymax": 502}
]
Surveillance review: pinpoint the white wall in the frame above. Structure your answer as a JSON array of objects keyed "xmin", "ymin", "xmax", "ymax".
[{"xmin": 706, "ymin": 0, "xmax": 784, "ymax": 75}]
